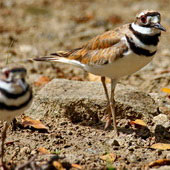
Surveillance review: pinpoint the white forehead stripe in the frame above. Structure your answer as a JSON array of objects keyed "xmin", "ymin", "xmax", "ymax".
[{"xmin": 138, "ymin": 12, "xmax": 145, "ymax": 17}]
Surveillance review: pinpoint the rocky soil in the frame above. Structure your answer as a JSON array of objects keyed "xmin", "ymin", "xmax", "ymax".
[{"xmin": 0, "ymin": 0, "xmax": 170, "ymax": 169}]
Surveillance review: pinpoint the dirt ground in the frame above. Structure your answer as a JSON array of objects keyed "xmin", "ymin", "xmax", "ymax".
[{"xmin": 0, "ymin": 0, "xmax": 170, "ymax": 169}]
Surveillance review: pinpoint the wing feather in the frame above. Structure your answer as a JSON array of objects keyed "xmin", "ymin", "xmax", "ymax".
[{"xmin": 45, "ymin": 25, "xmax": 129, "ymax": 66}]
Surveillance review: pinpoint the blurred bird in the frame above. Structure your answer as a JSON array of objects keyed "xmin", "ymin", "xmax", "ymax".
[
  {"xmin": 0, "ymin": 66, "xmax": 33, "ymax": 165},
  {"xmin": 34, "ymin": 10, "xmax": 165, "ymax": 136}
]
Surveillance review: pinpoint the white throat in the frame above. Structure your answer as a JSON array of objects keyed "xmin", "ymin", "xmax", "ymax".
[
  {"xmin": 0, "ymin": 80, "xmax": 26, "ymax": 94},
  {"xmin": 131, "ymin": 23, "xmax": 160, "ymax": 35}
]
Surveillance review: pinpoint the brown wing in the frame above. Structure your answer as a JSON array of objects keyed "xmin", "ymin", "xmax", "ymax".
[
  {"xmin": 82, "ymin": 29, "xmax": 121, "ymax": 50},
  {"xmin": 51, "ymin": 25, "xmax": 129, "ymax": 66}
]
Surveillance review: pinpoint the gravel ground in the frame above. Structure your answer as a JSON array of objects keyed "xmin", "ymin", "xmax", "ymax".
[{"xmin": 0, "ymin": 0, "xmax": 170, "ymax": 169}]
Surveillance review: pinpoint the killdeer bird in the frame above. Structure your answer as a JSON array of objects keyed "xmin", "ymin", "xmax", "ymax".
[
  {"xmin": 34, "ymin": 10, "xmax": 166, "ymax": 136},
  {"xmin": 0, "ymin": 66, "xmax": 32, "ymax": 165}
]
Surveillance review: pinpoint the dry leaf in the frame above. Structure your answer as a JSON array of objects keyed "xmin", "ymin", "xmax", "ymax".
[
  {"xmin": 100, "ymin": 153, "xmax": 116, "ymax": 162},
  {"xmin": 22, "ymin": 116, "xmax": 48, "ymax": 130},
  {"xmin": 71, "ymin": 163, "xmax": 82, "ymax": 169},
  {"xmin": 156, "ymin": 69, "xmax": 170, "ymax": 74},
  {"xmin": 53, "ymin": 161, "xmax": 65, "ymax": 170},
  {"xmin": 130, "ymin": 119, "xmax": 147, "ymax": 127},
  {"xmin": 34, "ymin": 76, "xmax": 50, "ymax": 86},
  {"xmin": 148, "ymin": 159, "xmax": 170, "ymax": 168},
  {"xmin": 88, "ymin": 73, "xmax": 110, "ymax": 83},
  {"xmin": 151, "ymin": 143, "xmax": 170, "ymax": 150},
  {"xmin": 38, "ymin": 147, "xmax": 50, "ymax": 154},
  {"xmin": 161, "ymin": 88, "xmax": 170, "ymax": 94}
]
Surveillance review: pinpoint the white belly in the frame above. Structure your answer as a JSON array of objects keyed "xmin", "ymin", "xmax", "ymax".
[
  {"xmin": 0, "ymin": 102, "xmax": 32, "ymax": 122},
  {"xmin": 84, "ymin": 53, "xmax": 153, "ymax": 79},
  {"xmin": 0, "ymin": 107, "xmax": 24, "ymax": 122}
]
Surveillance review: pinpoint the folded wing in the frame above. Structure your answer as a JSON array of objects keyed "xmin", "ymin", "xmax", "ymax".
[{"xmin": 35, "ymin": 26, "xmax": 128, "ymax": 66}]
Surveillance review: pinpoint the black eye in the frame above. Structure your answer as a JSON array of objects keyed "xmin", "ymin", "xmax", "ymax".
[{"xmin": 141, "ymin": 16, "xmax": 147, "ymax": 23}]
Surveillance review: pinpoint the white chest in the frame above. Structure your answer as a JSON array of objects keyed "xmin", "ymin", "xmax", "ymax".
[{"xmin": 85, "ymin": 53, "xmax": 153, "ymax": 79}]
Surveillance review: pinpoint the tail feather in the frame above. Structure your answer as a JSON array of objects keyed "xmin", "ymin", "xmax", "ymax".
[
  {"xmin": 51, "ymin": 47, "xmax": 82, "ymax": 58},
  {"xmin": 34, "ymin": 48, "xmax": 84, "ymax": 68},
  {"xmin": 51, "ymin": 51, "xmax": 70, "ymax": 58},
  {"xmin": 34, "ymin": 56, "xmax": 59, "ymax": 62},
  {"xmin": 34, "ymin": 56, "xmax": 84, "ymax": 68}
]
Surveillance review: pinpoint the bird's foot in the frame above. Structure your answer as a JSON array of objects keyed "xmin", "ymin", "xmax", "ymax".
[
  {"xmin": 104, "ymin": 116, "xmax": 112, "ymax": 130},
  {"xmin": 103, "ymin": 106, "xmax": 118, "ymax": 136}
]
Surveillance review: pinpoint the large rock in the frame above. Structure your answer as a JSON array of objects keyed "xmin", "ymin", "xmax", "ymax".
[{"xmin": 26, "ymin": 79, "xmax": 158, "ymax": 123}]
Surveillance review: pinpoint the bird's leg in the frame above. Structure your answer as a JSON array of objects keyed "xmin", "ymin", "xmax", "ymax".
[
  {"xmin": 11, "ymin": 118, "xmax": 17, "ymax": 131},
  {"xmin": 101, "ymin": 77, "xmax": 112, "ymax": 129},
  {"xmin": 110, "ymin": 79, "xmax": 118, "ymax": 136},
  {"xmin": 1, "ymin": 122, "xmax": 9, "ymax": 166}
]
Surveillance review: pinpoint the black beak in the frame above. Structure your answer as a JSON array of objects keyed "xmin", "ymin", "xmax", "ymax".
[{"xmin": 154, "ymin": 23, "xmax": 166, "ymax": 31}]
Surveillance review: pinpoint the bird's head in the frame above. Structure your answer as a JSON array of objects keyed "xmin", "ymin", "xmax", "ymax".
[
  {"xmin": 134, "ymin": 10, "xmax": 166, "ymax": 33},
  {"xmin": 1, "ymin": 66, "xmax": 27, "ymax": 90}
]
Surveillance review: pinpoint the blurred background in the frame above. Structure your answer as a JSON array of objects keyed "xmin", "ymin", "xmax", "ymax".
[
  {"xmin": 0, "ymin": 0, "xmax": 169, "ymax": 93},
  {"xmin": 0, "ymin": 0, "xmax": 170, "ymax": 168}
]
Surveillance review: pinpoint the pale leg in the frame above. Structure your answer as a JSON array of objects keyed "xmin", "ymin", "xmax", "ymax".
[
  {"xmin": 101, "ymin": 77, "xmax": 112, "ymax": 129},
  {"xmin": 110, "ymin": 79, "xmax": 117, "ymax": 135},
  {"xmin": 101, "ymin": 77, "xmax": 118, "ymax": 134},
  {"xmin": 1, "ymin": 122, "xmax": 9, "ymax": 165}
]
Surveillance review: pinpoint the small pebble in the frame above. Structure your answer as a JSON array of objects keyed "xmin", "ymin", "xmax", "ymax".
[
  {"xmin": 166, "ymin": 153, "xmax": 170, "ymax": 159},
  {"xmin": 153, "ymin": 114, "xmax": 170, "ymax": 128},
  {"xmin": 20, "ymin": 147, "xmax": 30, "ymax": 154},
  {"xmin": 107, "ymin": 139, "xmax": 120, "ymax": 146},
  {"xmin": 30, "ymin": 150, "xmax": 37, "ymax": 155},
  {"xmin": 128, "ymin": 155, "xmax": 138, "ymax": 163}
]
